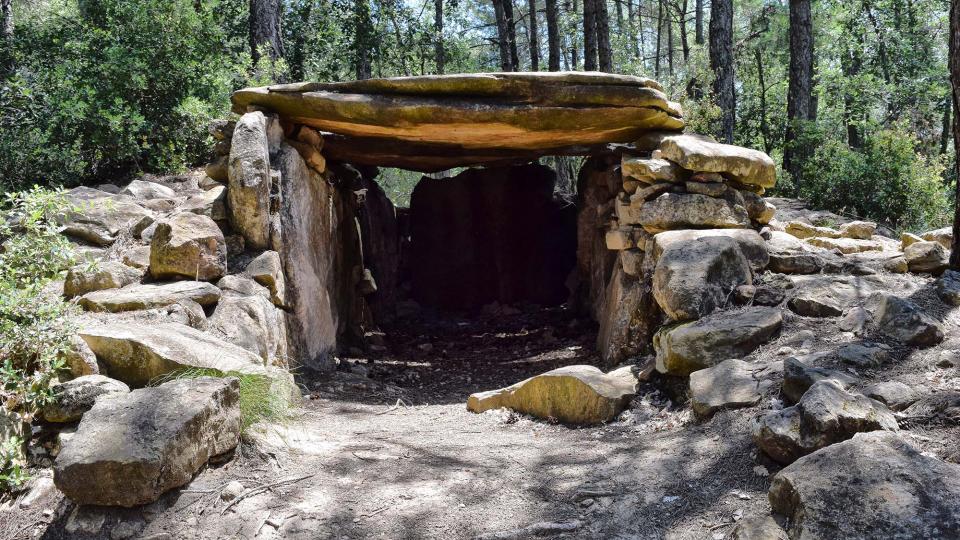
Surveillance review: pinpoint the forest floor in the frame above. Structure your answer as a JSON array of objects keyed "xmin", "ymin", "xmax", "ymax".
[{"xmin": 5, "ymin": 276, "xmax": 959, "ymax": 539}]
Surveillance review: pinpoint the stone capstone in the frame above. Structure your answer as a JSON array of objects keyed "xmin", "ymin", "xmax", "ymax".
[
  {"xmin": 53, "ymin": 377, "xmax": 241, "ymax": 507},
  {"xmin": 149, "ymin": 212, "xmax": 227, "ymax": 282},
  {"xmin": 227, "ymin": 111, "xmax": 272, "ymax": 249},
  {"xmin": 654, "ymin": 307, "xmax": 782, "ymax": 375},
  {"xmin": 78, "ymin": 281, "xmax": 221, "ymax": 313},
  {"xmin": 658, "ymin": 134, "xmax": 776, "ymax": 188},
  {"xmin": 688, "ymin": 359, "xmax": 773, "ymax": 418},
  {"xmin": 466, "ymin": 365, "xmax": 638, "ymax": 424},
  {"xmin": 754, "ymin": 380, "xmax": 898, "ymax": 464},
  {"xmin": 63, "ymin": 261, "xmax": 143, "ymax": 299},
  {"xmin": 652, "ymin": 236, "xmax": 752, "ymax": 321},
  {"xmin": 768, "ymin": 432, "xmax": 960, "ymax": 539},
  {"xmin": 41, "ymin": 375, "xmax": 130, "ymax": 423}
]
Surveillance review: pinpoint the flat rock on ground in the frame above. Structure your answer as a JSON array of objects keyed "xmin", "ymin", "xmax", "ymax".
[
  {"xmin": 78, "ymin": 281, "xmax": 222, "ymax": 312},
  {"xmin": 53, "ymin": 377, "xmax": 241, "ymax": 507},
  {"xmin": 688, "ymin": 359, "xmax": 774, "ymax": 418},
  {"xmin": 781, "ymin": 354, "xmax": 859, "ymax": 404},
  {"xmin": 769, "ymin": 431, "xmax": 960, "ymax": 539}
]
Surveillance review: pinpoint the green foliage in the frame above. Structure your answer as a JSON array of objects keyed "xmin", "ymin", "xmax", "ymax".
[
  {"xmin": 0, "ymin": 187, "xmax": 77, "ymax": 492},
  {"xmin": 152, "ymin": 368, "xmax": 291, "ymax": 432},
  {"xmin": 796, "ymin": 126, "xmax": 950, "ymax": 231},
  {"xmin": 0, "ymin": 435, "xmax": 28, "ymax": 491}
]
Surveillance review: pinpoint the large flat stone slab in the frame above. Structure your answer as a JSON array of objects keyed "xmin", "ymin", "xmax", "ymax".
[
  {"xmin": 231, "ymin": 72, "xmax": 684, "ymax": 171},
  {"xmin": 78, "ymin": 281, "xmax": 221, "ymax": 313},
  {"xmin": 53, "ymin": 377, "xmax": 241, "ymax": 507},
  {"xmin": 658, "ymin": 134, "xmax": 776, "ymax": 188},
  {"xmin": 466, "ymin": 365, "xmax": 638, "ymax": 424},
  {"xmin": 769, "ymin": 432, "xmax": 960, "ymax": 539}
]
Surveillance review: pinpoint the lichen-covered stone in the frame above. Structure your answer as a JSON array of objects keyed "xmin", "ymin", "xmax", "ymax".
[
  {"xmin": 78, "ymin": 281, "xmax": 221, "ymax": 313},
  {"xmin": 149, "ymin": 212, "xmax": 227, "ymax": 282},
  {"xmin": 227, "ymin": 112, "xmax": 272, "ymax": 249},
  {"xmin": 63, "ymin": 261, "xmax": 143, "ymax": 299},
  {"xmin": 658, "ymin": 134, "xmax": 776, "ymax": 188}
]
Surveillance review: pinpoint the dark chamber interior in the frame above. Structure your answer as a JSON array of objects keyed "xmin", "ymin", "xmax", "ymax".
[{"xmin": 402, "ymin": 163, "xmax": 577, "ymax": 311}]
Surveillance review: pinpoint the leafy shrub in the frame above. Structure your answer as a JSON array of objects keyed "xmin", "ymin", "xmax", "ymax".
[
  {"xmin": 796, "ymin": 126, "xmax": 950, "ymax": 231},
  {"xmin": 0, "ymin": 187, "xmax": 77, "ymax": 492}
]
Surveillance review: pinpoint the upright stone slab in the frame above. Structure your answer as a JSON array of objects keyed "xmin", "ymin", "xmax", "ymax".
[{"xmin": 228, "ymin": 111, "xmax": 272, "ymax": 250}]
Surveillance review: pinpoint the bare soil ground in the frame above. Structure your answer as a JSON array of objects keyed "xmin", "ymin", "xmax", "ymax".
[{"xmin": 3, "ymin": 279, "xmax": 958, "ymax": 540}]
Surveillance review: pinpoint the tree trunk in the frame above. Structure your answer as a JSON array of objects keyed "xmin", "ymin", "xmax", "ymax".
[
  {"xmin": 941, "ymin": 95, "xmax": 952, "ymax": 156},
  {"xmin": 841, "ymin": 16, "xmax": 863, "ymax": 149},
  {"xmin": 626, "ymin": 0, "xmax": 639, "ymax": 59},
  {"xmin": 783, "ymin": 0, "xmax": 815, "ymax": 187},
  {"xmin": 949, "ymin": 0, "xmax": 960, "ymax": 268},
  {"xmin": 615, "ymin": 0, "xmax": 624, "ymax": 32},
  {"xmin": 709, "ymin": 0, "xmax": 734, "ymax": 143},
  {"xmin": 504, "ymin": 0, "xmax": 520, "ymax": 70},
  {"xmin": 583, "ymin": 0, "xmax": 598, "ymax": 70},
  {"xmin": 546, "ymin": 0, "xmax": 562, "ymax": 70},
  {"xmin": 655, "ymin": 0, "xmax": 663, "ymax": 77},
  {"xmin": 529, "ymin": 0, "xmax": 540, "ymax": 70},
  {"xmin": 570, "ymin": 0, "xmax": 580, "ymax": 69},
  {"xmin": 249, "ymin": 0, "xmax": 284, "ymax": 64},
  {"xmin": 667, "ymin": 1, "xmax": 674, "ymax": 75},
  {"xmin": 1, "ymin": 0, "xmax": 12, "ymax": 74},
  {"xmin": 755, "ymin": 49, "xmax": 771, "ymax": 154},
  {"xmin": 434, "ymin": 0, "xmax": 445, "ymax": 74},
  {"xmin": 493, "ymin": 0, "xmax": 514, "ymax": 70},
  {"xmin": 694, "ymin": 0, "xmax": 703, "ymax": 44},
  {"xmin": 677, "ymin": 0, "xmax": 689, "ymax": 62},
  {"xmin": 354, "ymin": 0, "xmax": 373, "ymax": 80},
  {"xmin": 596, "ymin": 0, "xmax": 613, "ymax": 71}
]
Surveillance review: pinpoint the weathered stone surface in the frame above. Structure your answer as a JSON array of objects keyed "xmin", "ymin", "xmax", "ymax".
[
  {"xmin": 233, "ymin": 73, "xmax": 684, "ymax": 171},
  {"xmin": 804, "ymin": 236, "xmax": 883, "ymax": 254},
  {"xmin": 150, "ymin": 213, "xmax": 227, "ymax": 281},
  {"xmin": 216, "ymin": 274, "xmax": 270, "ymax": 298},
  {"xmin": 621, "ymin": 156, "xmax": 685, "ymax": 183},
  {"xmin": 54, "ymin": 377, "xmax": 241, "ymax": 507},
  {"xmin": 652, "ymin": 228, "xmax": 768, "ymax": 271},
  {"xmin": 637, "ymin": 192, "xmax": 751, "ymax": 233},
  {"xmin": 883, "ymin": 255, "xmax": 908, "ymax": 273},
  {"xmin": 575, "ymin": 157, "xmax": 619, "ymax": 322},
  {"xmin": 836, "ymin": 342, "xmax": 888, "ymax": 367},
  {"xmin": 119, "ymin": 180, "xmax": 177, "ymax": 200},
  {"xmin": 78, "ymin": 281, "xmax": 221, "ymax": 312},
  {"xmin": 63, "ymin": 334, "xmax": 100, "ymax": 378},
  {"xmin": 689, "ymin": 359, "xmax": 772, "ymax": 418},
  {"xmin": 862, "ymin": 381, "xmax": 924, "ymax": 411},
  {"xmin": 904, "ymin": 240, "xmax": 948, "ymax": 274},
  {"xmin": 208, "ymin": 293, "xmax": 288, "ymax": 365},
  {"xmin": 901, "ymin": 232, "xmax": 923, "ymax": 250},
  {"xmin": 652, "ymin": 236, "xmax": 751, "ymax": 321},
  {"xmin": 60, "ymin": 187, "xmax": 153, "ymax": 246},
  {"xmin": 356, "ymin": 172, "xmax": 401, "ymax": 324},
  {"xmin": 180, "ymin": 185, "xmax": 227, "ymax": 222},
  {"xmin": 754, "ymin": 380, "xmax": 898, "ymax": 464},
  {"xmin": 78, "ymin": 322, "xmax": 276, "ymax": 387},
  {"xmin": 121, "ymin": 246, "xmax": 151, "ymax": 270},
  {"xmin": 838, "ymin": 220, "xmax": 876, "ymax": 240},
  {"xmin": 786, "ymin": 275, "xmax": 900, "ymax": 317},
  {"xmin": 658, "ymin": 134, "xmax": 776, "ymax": 188},
  {"xmin": 63, "ymin": 261, "xmax": 143, "ymax": 299},
  {"xmin": 869, "ymin": 293, "xmax": 943, "ymax": 347},
  {"xmin": 784, "ymin": 221, "xmax": 841, "ymax": 240},
  {"xmin": 245, "ymin": 250, "xmax": 287, "ymax": 307},
  {"xmin": 781, "ymin": 355, "xmax": 858, "ymax": 404},
  {"xmin": 654, "ymin": 307, "xmax": 782, "ymax": 375},
  {"xmin": 597, "ymin": 264, "xmax": 659, "ymax": 364},
  {"xmin": 729, "ymin": 516, "xmax": 789, "ymax": 540},
  {"xmin": 936, "ymin": 269, "xmax": 960, "ymax": 306},
  {"xmin": 899, "ymin": 391, "xmax": 960, "ymax": 424},
  {"xmin": 740, "ymin": 191, "xmax": 776, "ymax": 224},
  {"xmin": 227, "ymin": 112, "xmax": 272, "ymax": 249},
  {"xmin": 41, "ymin": 375, "xmax": 130, "ymax": 423},
  {"xmin": 466, "ymin": 365, "xmax": 637, "ymax": 424},
  {"xmin": 921, "ymin": 226, "xmax": 953, "ymax": 249},
  {"xmin": 768, "ymin": 432, "xmax": 960, "ymax": 539},
  {"xmin": 685, "ymin": 181, "xmax": 727, "ymax": 197}
]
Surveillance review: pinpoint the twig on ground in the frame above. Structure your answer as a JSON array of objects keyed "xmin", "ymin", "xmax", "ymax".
[
  {"xmin": 375, "ymin": 398, "xmax": 408, "ymax": 415},
  {"xmin": 220, "ymin": 474, "xmax": 315, "ymax": 515}
]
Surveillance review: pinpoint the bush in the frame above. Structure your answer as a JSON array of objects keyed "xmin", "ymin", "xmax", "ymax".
[
  {"xmin": 0, "ymin": 187, "xmax": 77, "ymax": 492},
  {"xmin": 796, "ymin": 126, "xmax": 950, "ymax": 231}
]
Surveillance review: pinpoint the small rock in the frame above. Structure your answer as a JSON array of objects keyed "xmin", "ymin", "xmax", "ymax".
[
  {"xmin": 836, "ymin": 342, "xmax": 888, "ymax": 368},
  {"xmin": 920, "ymin": 226, "xmax": 952, "ymax": 249},
  {"xmin": 804, "ymin": 236, "xmax": 883, "ymax": 254},
  {"xmin": 782, "ymin": 355, "xmax": 858, "ymax": 404},
  {"xmin": 220, "ymin": 480, "xmax": 245, "ymax": 501},
  {"xmin": 245, "ymin": 250, "xmax": 287, "ymax": 307},
  {"xmin": 839, "ymin": 221, "xmax": 876, "ymax": 240},
  {"xmin": 65, "ymin": 506, "xmax": 106, "ymax": 535},
  {"xmin": 784, "ymin": 221, "xmax": 841, "ymax": 239},
  {"xmin": 120, "ymin": 179, "xmax": 177, "ymax": 200},
  {"xmin": 838, "ymin": 307, "xmax": 870, "ymax": 333},
  {"xmin": 935, "ymin": 269, "xmax": 960, "ymax": 306},
  {"xmin": 41, "ymin": 375, "xmax": 130, "ymax": 423},
  {"xmin": 862, "ymin": 381, "xmax": 924, "ymax": 412},
  {"xmin": 900, "ymin": 232, "xmax": 923, "ymax": 250},
  {"xmin": 689, "ymin": 359, "xmax": 773, "ymax": 418},
  {"xmin": 868, "ymin": 293, "xmax": 943, "ymax": 347},
  {"xmin": 109, "ymin": 520, "xmax": 145, "ymax": 540},
  {"xmin": 63, "ymin": 261, "xmax": 143, "ymax": 299},
  {"xmin": 78, "ymin": 281, "xmax": 222, "ymax": 313},
  {"xmin": 730, "ymin": 515, "xmax": 789, "ymax": 540},
  {"xmin": 936, "ymin": 350, "xmax": 958, "ymax": 368},
  {"xmin": 149, "ymin": 212, "xmax": 227, "ymax": 282},
  {"xmin": 904, "ymin": 241, "xmax": 948, "ymax": 274}
]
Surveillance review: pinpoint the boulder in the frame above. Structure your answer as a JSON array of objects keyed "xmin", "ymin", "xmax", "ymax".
[
  {"xmin": 121, "ymin": 246, "xmax": 151, "ymax": 270},
  {"xmin": 466, "ymin": 365, "xmax": 637, "ymax": 424},
  {"xmin": 654, "ymin": 307, "xmax": 782, "ymax": 375},
  {"xmin": 63, "ymin": 261, "xmax": 143, "ymax": 299},
  {"xmin": 899, "ymin": 391, "xmax": 960, "ymax": 424},
  {"xmin": 652, "ymin": 228, "xmax": 768, "ymax": 271},
  {"xmin": 53, "ymin": 377, "xmax": 241, "ymax": 507},
  {"xmin": 767, "ymin": 252, "xmax": 823, "ymax": 275},
  {"xmin": 63, "ymin": 335, "xmax": 100, "ymax": 378},
  {"xmin": 768, "ymin": 432, "xmax": 960, "ymax": 539},
  {"xmin": 217, "ymin": 274, "xmax": 271, "ymax": 298},
  {"xmin": 729, "ymin": 516, "xmax": 789, "ymax": 540},
  {"xmin": 208, "ymin": 293, "xmax": 288, "ymax": 364},
  {"xmin": 60, "ymin": 187, "xmax": 153, "ymax": 246},
  {"xmin": 804, "ymin": 236, "xmax": 883, "ymax": 254},
  {"xmin": 78, "ymin": 281, "xmax": 221, "ymax": 313},
  {"xmin": 781, "ymin": 355, "xmax": 858, "ymax": 404},
  {"xmin": 689, "ymin": 359, "xmax": 773, "ymax": 418},
  {"xmin": 787, "ymin": 275, "xmax": 886, "ymax": 317},
  {"xmin": 740, "ymin": 191, "xmax": 776, "ymax": 224},
  {"xmin": 784, "ymin": 221, "xmax": 840, "ymax": 240},
  {"xmin": 149, "ymin": 213, "xmax": 227, "ymax": 282},
  {"xmin": 882, "ymin": 255, "xmax": 908, "ymax": 273},
  {"xmin": 836, "ymin": 342, "xmax": 888, "ymax": 368},
  {"xmin": 904, "ymin": 240, "xmax": 948, "ymax": 274},
  {"xmin": 921, "ymin": 226, "xmax": 953, "ymax": 249},
  {"xmin": 119, "ymin": 180, "xmax": 177, "ymax": 200},
  {"xmin": 597, "ymin": 264, "xmax": 659, "ymax": 364},
  {"xmin": 40, "ymin": 375, "xmax": 129, "ymax": 423},
  {"xmin": 658, "ymin": 134, "xmax": 776, "ymax": 188},
  {"xmin": 936, "ymin": 269, "xmax": 960, "ymax": 306},
  {"xmin": 227, "ymin": 111, "xmax": 272, "ymax": 249},
  {"xmin": 180, "ymin": 185, "xmax": 227, "ymax": 222},
  {"xmin": 78, "ymin": 322, "xmax": 277, "ymax": 387},
  {"xmin": 868, "ymin": 293, "xmax": 943, "ymax": 347},
  {"xmin": 754, "ymin": 380, "xmax": 898, "ymax": 464},
  {"xmin": 862, "ymin": 381, "xmax": 924, "ymax": 412},
  {"xmin": 839, "ymin": 220, "xmax": 876, "ymax": 239},
  {"xmin": 652, "ymin": 236, "xmax": 752, "ymax": 321},
  {"xmin": 637, "ymin": 192, "xmax": 751, "ymax": 233},
  {"xmin": 246, "ymin": 250, "xmax": 287, "ymax": 307},
  {"xmin": 621, "ymin": 156, "xmax": 685, "ymax": 183},
  {"xmin": 901, "ymin": 232, "xmax": 923, "ymax": 250}
]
